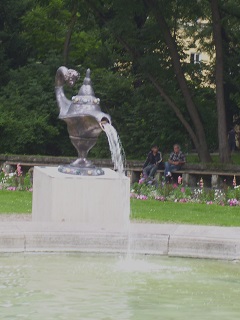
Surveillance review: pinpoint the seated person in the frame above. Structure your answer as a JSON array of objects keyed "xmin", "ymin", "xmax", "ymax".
[
  {"xmin": 143, "ymin": 145, "xmax": 163, "ymax": 180},
  {"xmin": 164, "ymin": 144, "xmax": 185, "ymax": 178}
]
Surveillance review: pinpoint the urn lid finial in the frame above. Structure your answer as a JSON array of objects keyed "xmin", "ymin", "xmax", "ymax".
[{"xmin": 78, "ymin": 68, "xmax": 95, "ymax": 97}]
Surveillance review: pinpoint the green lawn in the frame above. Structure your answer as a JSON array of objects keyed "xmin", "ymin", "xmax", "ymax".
[
  {"xmin": 1, "ymin": 190, "xmax": 240, "ymax": 227},
  {"xmin": 131, "ymin": 199, "xmax": 240, "ymax": 227},
  {"xmin": 0, "ymin": 190, "xmax": 32, "ymax": 213}
]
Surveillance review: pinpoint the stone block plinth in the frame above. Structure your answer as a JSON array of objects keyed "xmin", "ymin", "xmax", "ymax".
[{"xmin": 32, "ymin": 167, "xmax": 130, "ymax": 232}]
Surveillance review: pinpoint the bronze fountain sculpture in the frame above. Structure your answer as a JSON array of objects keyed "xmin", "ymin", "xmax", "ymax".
[
  {"xmin": 32, "ymin": 66, "xmax": 128, "ymax": 230},
  {"xmin": 55, "ymin": 67, "xmax": 111, "ymax": 176}
]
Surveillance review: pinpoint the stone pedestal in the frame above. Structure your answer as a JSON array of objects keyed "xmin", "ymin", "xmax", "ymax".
[{"xmin": 32, "ymin": 167, "xmax": 130, "ymax": 232}]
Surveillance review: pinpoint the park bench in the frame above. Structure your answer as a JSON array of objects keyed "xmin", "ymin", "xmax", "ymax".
[
  {"xmin": 1, "ymin": 156, "xmax": 240, "ymax": 188},
  {"xmin": 126, "ymin": 167, "xmax": 240, "ymax": 188}
]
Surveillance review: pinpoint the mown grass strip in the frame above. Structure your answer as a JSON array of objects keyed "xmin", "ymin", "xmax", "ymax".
[
  {"xmin": 131, "ymin": 199, "xmax": 240, "ymax": 226},
  {"xmin": 0, "ymin": 190, "xmax": 32, "ymax": 213},
  {"xmin": 1, "ymin": 191, "xmax": 240, "ymax": 226}
]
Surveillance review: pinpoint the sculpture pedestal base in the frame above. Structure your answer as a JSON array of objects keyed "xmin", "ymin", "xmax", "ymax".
[
  {"xmin": 58, "ymin": 165, "xmax": 104, "ymax": 176},
  {"xmin": 32, "ymin": 167, "xmax": 130, "ymax": 232}
]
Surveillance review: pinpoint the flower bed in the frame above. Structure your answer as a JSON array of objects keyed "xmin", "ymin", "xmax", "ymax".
[
  {"xmin": 131, "ymin": 176, "xmax": 240, "ymax": 207},
  {"xmin": 0, "ymin": 164, "xmax": 32, "ymax": 191}
]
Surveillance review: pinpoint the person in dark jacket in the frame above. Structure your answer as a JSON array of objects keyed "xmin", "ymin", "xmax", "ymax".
[{"xmin": 143, "ymin": 145, "xmax": 163, "ymax": 179}]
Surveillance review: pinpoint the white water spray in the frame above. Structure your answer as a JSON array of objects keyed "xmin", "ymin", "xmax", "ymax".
[
  {"xmin": 100, "ymin": 123, "xmax": 126, "ymax": 176},
  {"xmin": 101, "ymin": 122, "xmax": 131, "ymax": 255},
  {"xmin": 101, "ymin": 122, "xmax": 130, "ymax": 240}
]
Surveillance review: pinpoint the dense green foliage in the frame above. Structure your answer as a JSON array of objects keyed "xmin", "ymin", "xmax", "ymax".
[{"xmin": 0, "ymin": 0, "xmax": 239, "ymax": 160}]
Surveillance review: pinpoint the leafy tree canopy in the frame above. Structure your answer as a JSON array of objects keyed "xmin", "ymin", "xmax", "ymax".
[{"xmin": 0, "ymin": 0, "xmax": 239, "ymax": 162}]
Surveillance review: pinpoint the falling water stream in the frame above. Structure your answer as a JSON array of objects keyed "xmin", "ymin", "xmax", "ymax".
[
  {"xmin": 101, "ymin": 122, "xmax": 131, "ymax": 247},
  {"xmin": 101, "ymin": 123, "xmax": 126, "ymax": 176}
]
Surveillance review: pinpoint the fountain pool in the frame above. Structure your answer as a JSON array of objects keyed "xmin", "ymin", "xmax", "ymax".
[{"xmin": 0, "ymin": 253, "xmax": 240, "ymax": 319}]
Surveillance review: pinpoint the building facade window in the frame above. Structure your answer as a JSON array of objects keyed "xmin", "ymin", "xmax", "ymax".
[{"xmin": 190, "ymin": 53, "xmax": 201, "ymax": 64}]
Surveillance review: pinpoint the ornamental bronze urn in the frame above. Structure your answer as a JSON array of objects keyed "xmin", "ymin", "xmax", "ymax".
[{"xmin": 55, "ymin": 67, "xmax": 111, "ymax": 175}]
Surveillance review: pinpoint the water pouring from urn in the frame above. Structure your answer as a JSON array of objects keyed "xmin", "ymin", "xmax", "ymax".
[{"xmin": 55, "ymin": 67, "xmax": 125, "ymax": 176}]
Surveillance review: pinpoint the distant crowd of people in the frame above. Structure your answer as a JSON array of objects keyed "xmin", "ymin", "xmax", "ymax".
[{"xmin": 142, "ymin": 144, "xmax": 186, "ymax": 182}]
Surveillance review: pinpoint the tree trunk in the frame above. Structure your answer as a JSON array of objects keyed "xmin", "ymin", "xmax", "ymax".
[
  {"xmin": 87, "ymin": 0, "xmax": 212, "ymax": 162},
  {"xmin": 146, "ymin": 0, "xmax": 212, "ymax": 163},
  {"xmin": 63, "ymin": 1, "xmax": 78, "ymax": 65},
  {"xmin": 112, "ymin": 34, "xmax": 203, "ymax": 156},
  {"xmin": 210, "ymin": 0, "xmax": 231, "ymax": 163},
  {"xmin": 148, "ymin": 74, "xmax": 202, "ymax": 152}
]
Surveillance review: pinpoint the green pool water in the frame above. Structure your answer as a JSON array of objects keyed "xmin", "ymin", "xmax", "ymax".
[{"xmin": 0, "ymin": 253, "xmax": 239, "ymax": 319}]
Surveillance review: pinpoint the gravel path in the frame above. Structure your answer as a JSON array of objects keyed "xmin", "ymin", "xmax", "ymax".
[{"xmin": 0, "ymin": 214, "xmax": 32, "ymax": 221}]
